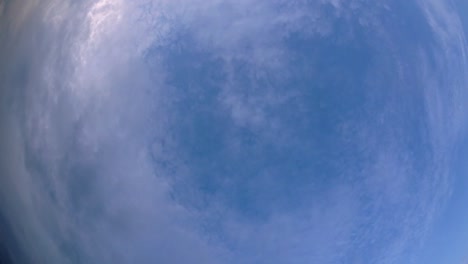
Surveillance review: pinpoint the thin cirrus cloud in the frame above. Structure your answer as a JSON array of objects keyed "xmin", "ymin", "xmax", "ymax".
[{"xmin": 0, "ymin": 0, "xmax": 467, "ymax": 264}]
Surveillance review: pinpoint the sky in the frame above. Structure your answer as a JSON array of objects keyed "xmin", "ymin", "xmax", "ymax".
[{"xmin": 0, "ymin": 0, "xmax": 467, "ymax": 264}]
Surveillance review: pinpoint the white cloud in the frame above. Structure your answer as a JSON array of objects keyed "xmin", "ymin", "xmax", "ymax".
[{"xmin": 0, "ymin": 0, "xmax": 467, "ymax": 263}]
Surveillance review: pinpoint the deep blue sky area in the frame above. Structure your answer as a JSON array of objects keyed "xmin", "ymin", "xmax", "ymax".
[{"xmin": 0, "ymin": 1, "xmax": 467, "ymax": 264}]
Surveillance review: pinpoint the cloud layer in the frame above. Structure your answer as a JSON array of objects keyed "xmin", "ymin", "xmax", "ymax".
[{"xmin": 0, "ymin": 0, "xmax": 467, "ymax": 263}]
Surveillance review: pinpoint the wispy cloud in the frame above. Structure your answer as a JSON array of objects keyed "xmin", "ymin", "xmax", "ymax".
[{"xmin": 0, "ymin": 0, "xmax": 466, "ymax": 263}]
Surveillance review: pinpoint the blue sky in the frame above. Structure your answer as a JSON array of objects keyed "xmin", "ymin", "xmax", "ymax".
[
  {"xmin": 0, "ymin": 0, "xmax": 467, "ymax": 264},
  {"xmin": 418, "ymin": 2, "xmax": 468, "ymax": 262},
  {"xmin": 415, "ymin": 135, "xmax": 468, "ymax": 264}
]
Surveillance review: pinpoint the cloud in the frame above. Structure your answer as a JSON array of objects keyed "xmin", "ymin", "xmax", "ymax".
[
  {"xmin": 0, "ymin": 0, "xmax": 467, "ymax": 264},
  {"xmin": 0, "ymin": 1, "xmax": 226, "ymax": 263}
]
